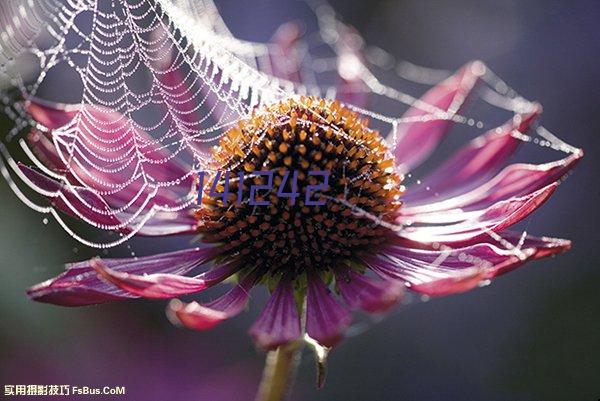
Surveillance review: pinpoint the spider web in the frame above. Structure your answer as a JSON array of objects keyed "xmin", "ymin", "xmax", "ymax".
[{"xmin": 0, "ymin": 0, "xmax": 580, "ymax": 259}]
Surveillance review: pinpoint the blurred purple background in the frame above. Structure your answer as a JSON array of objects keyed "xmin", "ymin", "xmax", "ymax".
[{"xmin": 1, "ymin": 1, "xmax": 598, "ymax": 400}]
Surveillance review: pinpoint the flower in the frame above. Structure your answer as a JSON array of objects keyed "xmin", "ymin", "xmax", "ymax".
[{"xmin": 23, "ymin": 60, "xmax": 581, "ymax": 352}]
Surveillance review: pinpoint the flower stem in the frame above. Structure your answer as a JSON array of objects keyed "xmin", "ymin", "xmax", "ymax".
[{"xmin": 254, "ymin": 341, "xmax": 303, "ymax": 401}]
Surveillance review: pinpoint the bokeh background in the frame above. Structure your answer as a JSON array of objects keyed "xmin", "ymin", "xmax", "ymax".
[{"xmin": 1, "ymin": 1, "xmax": 598, "ymax": 400}]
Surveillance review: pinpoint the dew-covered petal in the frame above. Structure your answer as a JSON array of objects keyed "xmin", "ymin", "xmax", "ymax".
[
  {"xmin": 403, "ymin": 108, "xmax": 541, "ymax": 204},
  {"xmin": 27, "ymin": 98, "xmax": 78, "ymax": 129},
  {"xmin": 151, "ymin": 39, "xmax": 203, "ymax": 129},
  {"xmin": 26, "ymin": 98, "xmax": 195, "ymax": 208},
  {"xmin": 148, "ymin": 24, "xmax": 237, "ymax": 148},
  {"xmin": 399, "ymin": 183, "xmax": 558, "ymax": 246},
  {"xmin": 249, "ymin": 279, "xmax": 302, "ymax": 350},
  {"xmin": 17, "ymin": 164, "xmax": 197, "ymax": 235},
  {"xmin": 91, "ymin": 258, "xmax": 239, "ymax": 299},
  {"xmin": 335, "ymin": 269, "xmax": 404, "ymax": 313},
  {"xmin": 393, "ymin": 61, "xmax": 484, "ymax": 172},
  {"xmin": 27, "ymin": 247, "xmax": 216, "ymax": 306},
  {"xmin": 167, "ymin": 272, "xmax": 258, "ymax": 331},
  {"xmin": 475, "ymin": 230, "xmax": 571, "ymax": 275},
  {"xmin": 19, "ymin": 163, "xmax": 121, "ymax": 227},
  {"xmin": 305, "ymin": 274, "xmax": 352, "ymax": 347},
  {"xmin": 25, "ymin": 99, "xmax": 199, "ymax": 235},
  {"xmin": 401, "ymin": 152, "xmax": 582, "ymax": 224},
  {"xmin": 363, "ymin": 233, "xmax": 571, "ymax": 297}
]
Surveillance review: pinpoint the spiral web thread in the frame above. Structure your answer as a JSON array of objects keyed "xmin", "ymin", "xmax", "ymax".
[{"xmin": 0, "ymin": 0, "xmax": 581, "ymax": 285}]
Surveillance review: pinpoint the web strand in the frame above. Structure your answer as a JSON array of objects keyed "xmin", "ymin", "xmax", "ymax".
[{"xmin": 0, "ymin": 0, "xmax": 581, "ymax": 275}]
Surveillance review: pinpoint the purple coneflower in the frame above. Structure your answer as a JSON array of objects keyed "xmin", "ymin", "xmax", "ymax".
[{"xmin": 23, "ymin": 61, "xmax": 580, "ymax": 377}]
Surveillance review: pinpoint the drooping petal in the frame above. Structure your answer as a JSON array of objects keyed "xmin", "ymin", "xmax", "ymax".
[
  {"xmin": 249, "ymin": 279, "xmax": 302, "ymax": 350},
  {"xmin": 167, "ymin": 271, "xmax": 258, "ymax": 331},
  {"xmin": 19, "ymin": 163, "xmax": 121, "ymax": 228},
  {"xmin": 27, "ymin": 99, "xmax": 78, "ymax": 129},
  {"xmin": 91, "ymin": 258, "xmax": 238, "ymax": 299},
  {"xmin": 149, "ymin": 24, "xmax": 238, "ymax": 148},
  {"xmin": 335, "ymin": 268, "xmax": 404, "ymax": 313},
  {"xmin": 17, "ymin": 164, "xmax": 197, "ymax": 235},
  {"xmin": 362, "ymin": 232, "xmax": 571, "ymax": 297},
  {"xmin": 399, "ymin": 183, "xmax": 558, "ymax": 246},
  {"xmin": 393, "ymin": 61, "xmax": 484, "ymax": 172},
  {"xmin": 26, "ymin": 98, "xmax": 195, "ymax": 210},
  {"xmin": 27, "ymin": 247, "xmax": 217, "ymax": 306},
  {"xmin": 402, "ymin": 108, "xmax": 541, "ymax": 204},
  {"xmin": 305, "ymin": 274, "xmax": 352, "ymax": 347},
  {"xmin": 151, "ymin": 37, "xmax": 203, "ymax": 129},
  {"xmin": 476, "ymin": 230, "xmax": 571, "ymax": 275},
  {"xmin": 401, "ymin": 152, "xmax": 582, "ymax": 224}
]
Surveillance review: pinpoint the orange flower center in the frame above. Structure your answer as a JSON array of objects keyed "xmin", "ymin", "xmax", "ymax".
[{"xmin": 197, "ymin": 96, "xmax": 403, "ymax": 275}]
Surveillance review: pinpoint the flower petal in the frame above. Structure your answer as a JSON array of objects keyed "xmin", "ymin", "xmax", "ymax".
[
  {"xmin": 305, "ymin": 274, "xmax": 352, "ymax": 347},
  {"xmin": 91, "ymin": 257, "xmax": 237, "ymax": 299},
  {"xmin": 249, "ymin": 279, "xmax": 302, "ymax": 350},
  {"xmin": 476, "ymin": 230, "xmax": 571, "ymax": 276},
  {"xmin": 26, "ymin": 98, "xmax": 195, "ymax": 209},
  {"xmin": 17, "ymin": 164, "xmax": 197, "ymax": 235},
  {"xmin": 18, "ymin": 163, "xmax": 121, "ymax": 227},
  {"xmin": 401, "ymin": 152, "xmax": 582, "ymax": 224},
  {"xmin": 27, "ymin": 248, "xmax": 216, "ymax": 306},
  {"xmin": 399, "ymin": 183, "xmax": 558, "ymax": 246},
  {"xmin": 402, "ymin": 108, "xmax": 541, "ymax": 205},
  {"xmin": 335, "ymin": 268, "xmax": 404, "ymax": 313},
  {"xmin": 167, "ymin": 272, "xmax": 258, "ymax": 331},
  {"xmin": 362, "ymin": 232, "xmax": 571, "ymax": 297},
  {"xmin": 149, "ymin": 24, "xmax": 238, "ymax": 146},
  {"xmin": 393, "ymin": 61, "xmax": 484, "ymax": 172}
]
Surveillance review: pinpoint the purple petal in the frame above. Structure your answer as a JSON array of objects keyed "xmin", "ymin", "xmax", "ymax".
[
  {"xmin": 335, "ymin": 269, "xmax": 404, "ymax": 313},
  {"xmin": 149, "ymin": 24, "xmax": 234, "ymax": 146},
  {"xmin": 27, "ymin": 247, "xmax": 217, "ymax": 306},
  {"xmin": 401, "ymin": 152, "xmax": 582, "ymax": 223},
  {"xmin": 18, "ymin": 164, "xmax": 197, "ymax": 235},
  {"xmin": 393, "ymin": 61, "xmax": 484, "ymax": 172},
  {"xmin": 19, "ymin": 163, "xmax": 121, "ymax": 228},
  {"xmin": 399, "ymin": 183, "xmax": 558, "ymax": 246},
  {"xmin": 305, "ymin": 274, "xmax": 352, "ymax": 347},
  {"xmin": 476, "ymin": 230, "xmax": 571, "ymax": 276},
  {"xmin": 149, "ymin": 25, "xmax": 241, "ymax": 140},
  {"xmin": 152, "ymin": 42, "xmax": 203, "ymax": 129},
  {"xmin": 249, "ymin": 279, "xmax": 302, "ymax": 350},
  {"xmin": 363, "ymin": 232, "xmax": 571, "ymax": 297},
  {"xmin": 26, "ymin": 98, "xmax": 195, "ymax": 210},
  {"xmin": 92, "ymin": 257, "xmax": 238, "ymax": 299},
  {"xmin": 403, "ymin": 108, "xmax": 541, "ymax": 204},
  {"xmin": 167, "ymin": 272, "xmax": 258, "ymax": 331},
  {"xmin": 27, "ymin": 99, "xmax": 78, "ymax": 129}
]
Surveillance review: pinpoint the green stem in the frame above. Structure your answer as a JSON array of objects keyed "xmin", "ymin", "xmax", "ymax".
[{"xmin": 254, "ymin": 342, "xmax": 302, "ymax": 401}]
